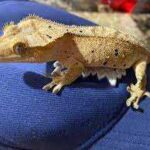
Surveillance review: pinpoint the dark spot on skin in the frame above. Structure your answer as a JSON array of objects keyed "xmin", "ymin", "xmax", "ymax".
[
  {"xmin": 49, "ymin": 25, "xmax": 51, "ymax": 28},
  {"xmin": 103, "ymin": 61, "xmax": 107, "ymax": 66},
  {"xmin": 91, "ymin": 50, "xmax": 94, "ymax": 53},
  {"xmin": 113, "ymin": 64, "xmax": 116, "ymax": 67},
  {"xmin": 123, "ymin": 64, "xmax": 126, "ymax": 67},
  {"xmin": 80, "ymin": 30, "xmax": 83, "ymax": 33},
  {"xmin": 66, "ymin": 29, "xmax": 69, "ymax": 32},
  {"xmin": 114, "ymin": 69, "xmax": 116, "ymax": 71},
  {"xmin": 46, "ymin": 35, "xmax": 52, "ymax": 39},
  {"xmin": 67, "ymin": 56, "xmax": 70, "ymax": 58},
  {"xmin": 114, "ymin": 49, "xmax": 119, "ymax": 56},
  {"xmin": 115, "ymin": 53, "xmax": 118, "ymax": 56}
]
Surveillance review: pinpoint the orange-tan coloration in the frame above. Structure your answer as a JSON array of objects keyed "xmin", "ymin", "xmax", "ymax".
[{"xmin": 0, "ymin": 15, "xmax": 150, "ymax": 110}]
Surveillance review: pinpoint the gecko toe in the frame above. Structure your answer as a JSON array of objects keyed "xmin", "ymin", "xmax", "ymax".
[
  {"xmin": 126, "ymin": 100, "xmax": 131, "ymax": 107},
  {"xmin": 52, "ymin": 83, "xmax": 63, "ymax": 94},
  {"xmin": 126, "ymin": 95, "xmax": 136, "ymax": 107},
  {"xmin": 144, "ymin": 91, "xmax": 150, "ymax": 97},
  {"xmin": 126, "ymin": 99, "xmax": 132, "ymax": 107},
  {"xmin": 42, "ymin": 82, "xmax": 55, "ymax": 91},
  {"xmin": 133, "ymin": 103, "xmax": 139, "ymax": 110}
]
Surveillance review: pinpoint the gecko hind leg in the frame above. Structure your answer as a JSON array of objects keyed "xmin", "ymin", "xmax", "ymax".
[
  {"xmin": 42, "ymin": 59, "xmax": 85, "ymax": 94},
  {"xmin": 126, "ymin": 59, "xmax": 150, "ymax": 109}
]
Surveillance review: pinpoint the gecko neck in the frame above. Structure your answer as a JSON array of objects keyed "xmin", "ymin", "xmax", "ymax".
[
  {"xmin": 43, "ymin": 34, "xmax": 75, "ymax": 63},
  {"xmin": 37, "ymin": 38, "xmax": 68, "ymax": 62}
]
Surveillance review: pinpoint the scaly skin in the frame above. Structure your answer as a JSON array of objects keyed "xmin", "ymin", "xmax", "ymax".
[{"xmin": 0, "ymin": 15, "xmax": 150, "ymax": 109}]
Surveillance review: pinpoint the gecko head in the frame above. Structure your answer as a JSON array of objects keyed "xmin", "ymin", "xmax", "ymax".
[
  {"xmin": 0, "ymin": 37, "xmax": 36, "ymax": 62},
  {"xmin": 0, "ymin": 23, "xmax": 48, "ymax": 63}
]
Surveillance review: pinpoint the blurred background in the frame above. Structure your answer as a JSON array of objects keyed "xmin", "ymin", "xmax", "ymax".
[{"xmin": 31, "ymin": 0, "xmax": 150, "ymax": 47}]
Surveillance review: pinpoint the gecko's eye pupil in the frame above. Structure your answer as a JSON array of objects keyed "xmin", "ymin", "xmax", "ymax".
[{"xmin": 14, "ymin": 43, "xmax": 26, "ymax": 55}]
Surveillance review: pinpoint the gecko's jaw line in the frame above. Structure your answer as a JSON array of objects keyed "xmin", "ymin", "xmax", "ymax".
[
  {"xmin": 0, "ymin": 54, "xmax": 22, "ymax": 62},
  {"xmin": 0, "ymin": 55, "xmax": 37, "ymax": 63},
  {"xmin": 0, "ymin": 54, "xmax": 20, "ymax": 58}
]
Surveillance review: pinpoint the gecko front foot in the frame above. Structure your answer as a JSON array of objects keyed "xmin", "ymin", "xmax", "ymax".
[
  {"xmin": 43, "ymin": 59, "xmax": 84, "ymax": 94},
  {"xmin": 42, "ymin": 76, "xmax": 64, "ymax": 94},
  {"xmin": 126, "ymin": 84, "xmax": 150, "ymax": 109},
  {"xmin": 45, "ymin": 61, "xmax": 65, "ymax": 78}
]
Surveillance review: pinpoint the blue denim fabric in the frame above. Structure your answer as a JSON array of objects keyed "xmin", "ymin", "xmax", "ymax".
[{"xmin": 0, "ymin": 1, "xmax": 150, "ymax": 150}]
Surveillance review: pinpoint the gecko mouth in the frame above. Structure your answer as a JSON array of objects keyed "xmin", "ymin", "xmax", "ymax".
[
  {"xmin": 0, "ymin": 54, "xmax": 36, "ymax": 62},
  {"xmin": 0, "ymin": 54, "xmax": 22, "ymax": 62}
]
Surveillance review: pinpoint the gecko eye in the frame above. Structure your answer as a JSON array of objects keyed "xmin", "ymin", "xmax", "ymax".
[{"xmin": 13, "ymin": 42, "xmax": 27, "ymax": 55}]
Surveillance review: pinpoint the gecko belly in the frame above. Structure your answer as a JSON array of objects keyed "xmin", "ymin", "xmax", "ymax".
[{"xmin": 51, "ymin": 61, "xmax": 126, "ymax": 86}]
